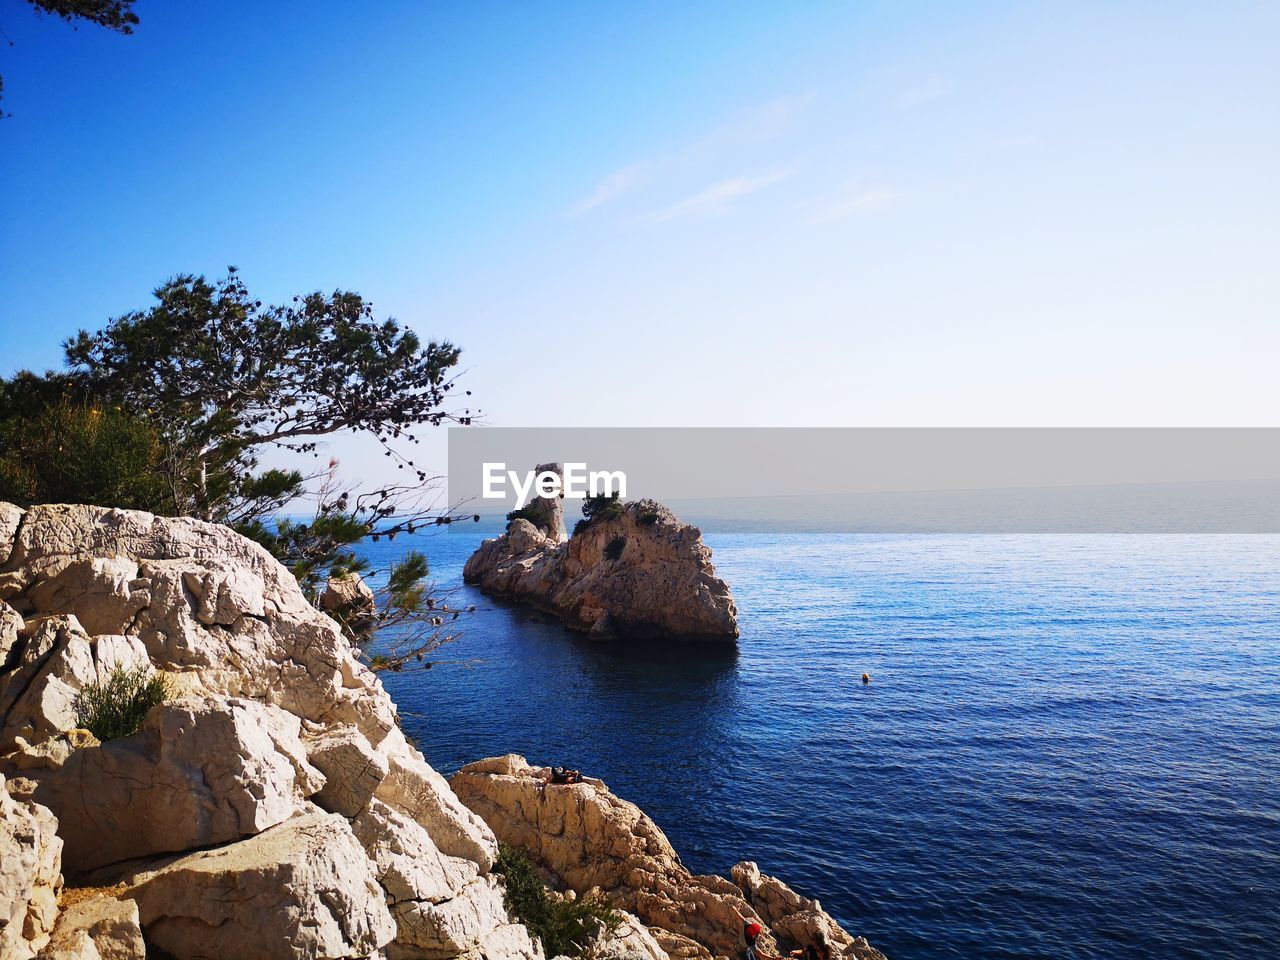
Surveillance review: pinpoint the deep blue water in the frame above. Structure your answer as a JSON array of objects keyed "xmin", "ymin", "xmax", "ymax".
[{"xmin": 368, "ymin": 528, "xmax": 1280, "ymax": 960}]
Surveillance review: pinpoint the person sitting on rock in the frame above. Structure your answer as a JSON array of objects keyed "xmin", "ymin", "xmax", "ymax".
[
  {"xmin": 549, "ymin": 766, "xmax": 583, "ymax": 784},
  {"xmin": 733, "ymin": 906, "xmax": 784, "ymax": 960}
]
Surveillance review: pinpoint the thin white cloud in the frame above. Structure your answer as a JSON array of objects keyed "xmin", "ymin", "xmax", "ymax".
[
  {"xmin": 565, "ymin": 91, "xmax": 814, "ymax": 217},
  {"xmin": 568, "ymin": 163, "xmax": 647, "ymax": 216},
  {"xmin": 810, "ymin": 182, "xmax": 899, "ymax": 223},
  {"xmin": 641, "ymin": 170, "xmax": 792, "ymax": 223},
  {"xmin": 898, "ymin": 74, "xmax": 955, "ymax": 108},
  {"xmin": 698, "ymin": 90, "xmax": 817, "ymax": 148}
]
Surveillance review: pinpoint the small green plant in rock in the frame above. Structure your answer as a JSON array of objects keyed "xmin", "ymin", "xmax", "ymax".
[
  {"xmin": 73, "ymin": 664, "xmax": 172, "ymax": 741},
  {"xmin": 506, "ymin": 505, "xmax": 543, "ymax": 529},
  {"xmin": 494, "ymin": 843, "xmax": 621, "ymax": 958},
  {"xmin": 572, "ymin": 493, "xmax": 625, "ymax": 537}
]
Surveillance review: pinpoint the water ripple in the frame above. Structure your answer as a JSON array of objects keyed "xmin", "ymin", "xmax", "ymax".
[{"xmin": 370, "ymin": 532, "xmax": 1280, "ymax": 960}]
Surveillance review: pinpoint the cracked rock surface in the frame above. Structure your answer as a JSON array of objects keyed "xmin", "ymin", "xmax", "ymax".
[
  {"xmin": 0, "ymin": 772, "xmax": 62, "ymax": 960},
  {"xmin": 0, "ymin": 503, "xmax": 540, "ymax": 960}
]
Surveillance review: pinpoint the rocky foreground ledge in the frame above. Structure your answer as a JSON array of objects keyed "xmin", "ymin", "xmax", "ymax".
[
  {"xmin": 0, "ymin": 502, "xmax": 877, "ymax": 960},
  {"xmin": 464, "ymin": 498, "xmax": 739, "ymax": 642},
  {"xmin": 452, "ymin": 756, "xmax": 887, "ymax": 960}
]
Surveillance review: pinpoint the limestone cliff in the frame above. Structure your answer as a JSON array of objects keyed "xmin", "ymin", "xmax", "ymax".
[
  {"xmin": 463, "ymin": 499, "xmax": 738, "ymax": 642},
  {"xmin": 0, "ymin": 502, "xmax": 538, "ymax": 960}
]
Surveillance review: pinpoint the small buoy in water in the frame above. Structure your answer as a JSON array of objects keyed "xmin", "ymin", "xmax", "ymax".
[{"xmin": 861, "ymin": 673, "xmax": 871, "ymax": 684}]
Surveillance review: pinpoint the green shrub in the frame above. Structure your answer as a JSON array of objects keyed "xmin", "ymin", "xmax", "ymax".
[
  {"xmin": 494, "ymin": 843, "xmax": 620, "ymax": 958},
  {"xmin": 0, "ymin": 398, "xmax": 171, "ymax": 511},
  {"xmin": 603, "ymin": 536, "xmax": 626, "ymax": 561},
  {"xmin": 571, "ymin": 493, "xmax": 625, "ymax": 537},
  {"xmin": 506, "ymin": 505, "xmax": 542, "ymax": 529},
  {"xmin": 73, "ymin": 664, "xmax": 172, "ymax": 741},
  {"xmin": 636, "ymin": 509, "xmax": 660, "ymax": 526}
]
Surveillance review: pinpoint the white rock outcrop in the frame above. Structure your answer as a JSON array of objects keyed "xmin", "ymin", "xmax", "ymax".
[
  {"xmin": 591, "ymin": 910, "xmax": 669, "ymax": 960},
  {"xmin": 309, "ymin": 723, "xmax": 392, "ymax": 817},
  {"xmin": 17, "ymin": 695, "xmax": 326, "ymax": 872},
  {"xmin": 0, "ymin": 505, "xmax": 397, "ymax": 744},
  {"xmin": 124, "ymin": 810, "xmax": 397, "ymax": 960},
  {"xmin": 1, "ymin": 598, "xmax": 24, "ymax": 666},
  {"xmin": 0, "ymin": 616, "xmax": 97, "ymax": 753},
  {"xmin": 0, "ymin": 503, "xmax": 541, "ymax": 960},
  {"xmin": 37, "ymin": 892, "xmax": 146, "ymax": 960},
  {"xmin": 463, "ymin": 500, "xmax": 738, "ymax": 642},
  {"xmin": 0, "ymin": 772, "xmax": 62, "ymax": 960},
  {"xmin": 353, "ymin": 798, "xmax": 480, "ymax": 906}
]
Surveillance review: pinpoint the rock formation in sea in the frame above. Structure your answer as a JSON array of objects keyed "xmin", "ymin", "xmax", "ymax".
[
  {"xmin": 0, "ymin": 501, "xmax": 873, "ymax": 959},
  {"xmin": 519, "ymin": 463, "xmax": 568, "ymax": 544},
  {"xmin": 451, "ymin": 755, "xmax": 887, "ymax": 960},
  {"xmin": 463, "ymin": 496, "xmax": 739, "ymax": 642}
]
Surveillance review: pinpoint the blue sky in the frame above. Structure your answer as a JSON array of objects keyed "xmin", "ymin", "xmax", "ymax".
[{"xmin": 2, "ymin": 1, "xmax": 1278, "ymax": 482}]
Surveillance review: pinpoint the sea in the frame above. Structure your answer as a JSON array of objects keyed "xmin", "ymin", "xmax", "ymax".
[{"xmin": 363, "ymin": 523, "xmax": 1279, "ymax": 960}]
